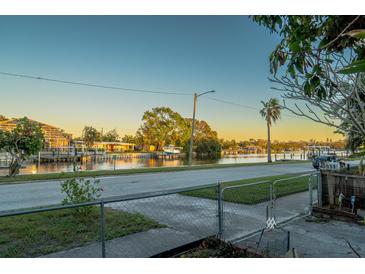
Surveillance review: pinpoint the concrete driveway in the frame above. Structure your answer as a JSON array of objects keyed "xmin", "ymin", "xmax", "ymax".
[
  {"xmin": 0, "ymin": 162, "xmax": 315, "ymax": 211},
  {"xmin": 237, "ymin": 217, "xmax": 365, "ymax": 258}
]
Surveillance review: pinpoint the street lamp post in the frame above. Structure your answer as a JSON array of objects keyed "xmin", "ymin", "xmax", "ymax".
[{"xmin": 188, "ymin": 90, "xmax": 215, "ymax": 165}]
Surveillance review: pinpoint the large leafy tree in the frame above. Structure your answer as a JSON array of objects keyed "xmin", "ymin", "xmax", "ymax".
[
  {"xmin": 82, "ymin": 126, "xmax": 101, "ymax": 148},
  {"xmin": 186, "ymin": 119, "xmax": 218, "ymax": 142},
  {"xmin": 253, "ymin": 16, "xmax": 365, "ymax": 150},
  {"xmin": 183, "ymin": 119, "xmax": 219, "ymax": 158},
  {"xmin": 136, "ymin": 107, "xmax": 190, "ymax": 151},
  {"xmin": 0, "ymin": 117, "xmax": 44, "ymax": 177},
  {"xmin": 121, "ymin": 134, "xmax": 138, "ymax": 144},
  {"xmin": 136, "ymin": 107, "xmax": 219, "ymax": 155},
  {"xmin": 260, "ymin": 98, "xmax": 282, "ymax": 162},
  {"xmin": 101, "ymin": 129, "xmax": 120, "ymax": 142}
]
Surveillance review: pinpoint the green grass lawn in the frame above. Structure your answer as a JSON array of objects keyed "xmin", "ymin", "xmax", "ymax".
[
  {"xmin": 0, "ymin": 207, "xmax": 164, "ymax": 258},
  {"xmin": 183, "ymin": 173, "xmax": 314, "ymax": 204},
  {"xmin": 0, "ymin": 160, "xmax": 310, "ymax": 184}
]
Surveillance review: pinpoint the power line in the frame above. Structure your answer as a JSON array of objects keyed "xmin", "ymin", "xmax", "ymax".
[
  {"xmin": 0, "ymin": 71, "xmax": 193, "ymax": 96},
  {"xmin": 205, "ymin": 96, "xmax": 259, "ymax": 111},
  {"xmin": 0, "ymin": 70, "xmax": 311, "ymax": 121},
  {"xmin": 203, "ymin": 96, "xmax": 309, "ymax": 121}
]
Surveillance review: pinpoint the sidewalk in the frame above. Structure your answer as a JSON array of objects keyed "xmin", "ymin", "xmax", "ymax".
[
  {"xmin": 236, "ymin": 217, "xmax": 365, "ymax": 258},
  {"xmin": 43, "ymin": 228, "xmax": 198, "ymax": 258}
]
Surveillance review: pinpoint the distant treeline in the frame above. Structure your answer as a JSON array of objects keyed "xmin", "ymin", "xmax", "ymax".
[
  {"xmin": 73, "ymin": 106, "xmax": 346, "ymax": 155},
  {"xmin": 220, "ymin": 138, "xmax": 346, "ymax": 153}
]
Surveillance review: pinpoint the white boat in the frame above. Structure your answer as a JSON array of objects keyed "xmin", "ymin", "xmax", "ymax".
[{"xmin": 163, "ymin": 145, "xmax": 182, "ymax": 155}]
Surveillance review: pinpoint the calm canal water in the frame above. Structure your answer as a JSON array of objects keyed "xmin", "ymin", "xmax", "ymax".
[{"xmin": 0, "ymin": 152, "xmax": 312, "ymax": 176}]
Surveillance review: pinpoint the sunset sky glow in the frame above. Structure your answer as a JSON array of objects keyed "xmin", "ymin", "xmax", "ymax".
[{"xmin": 0, "ymin": 16, "xmax": 340, "ymax": 141}]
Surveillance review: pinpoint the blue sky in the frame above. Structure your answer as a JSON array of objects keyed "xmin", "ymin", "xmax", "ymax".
[{"xmin": 0, "ymin": 16, "xmax": 337, "ymax": 141}]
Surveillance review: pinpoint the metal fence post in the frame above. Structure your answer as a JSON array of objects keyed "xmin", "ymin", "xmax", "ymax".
[
  {"xmin": 100, "ymin": 201, "xmax": 106, "ymax": 258},
  {"xmin": 317, "ymin": 171, "xmax": 323, "ymax": 207},
  {"xmin": 269, "ymin": 183, "xmax": 274, "ymax": 219},
  {"xmin": 216, "ymin": 182, "xmax": 223, "ymax": 238},
  {"xmin": 308, "ymin": 176, "xmax": 313, "ymax": 215}
]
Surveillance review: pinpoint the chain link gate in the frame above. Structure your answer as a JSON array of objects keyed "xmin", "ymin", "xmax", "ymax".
[
  {"xmin": 216, "ymin": 173, "xmax": 321, "ymax": 246},
  {"xmin": 217, "ymin": 173, "xmax": 320, "ymax": 257},
  {"xmin": 270, "ymin": 172, "xmax": 320, "ymax": 226},
  {"xmin": 218, "ymin": 180, "xmax": 272, "ymax": 241},
  {"xmin": 308, "ymin": 172, "xmax": 320, "ymax": 215}
]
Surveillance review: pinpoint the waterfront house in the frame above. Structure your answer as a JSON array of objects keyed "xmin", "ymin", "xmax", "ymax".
[
  {"xmin": 241, "ymin": 145, "xmax": 263, "ymax": 154},
  {"xmin": 92, "ymin": 142, "xmax": 135, "ymax": 152},
  {"xmin": 0, "ymin": 118, "xmax": 72, "ymax": 151}
]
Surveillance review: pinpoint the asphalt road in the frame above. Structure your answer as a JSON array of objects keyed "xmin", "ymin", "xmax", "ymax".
[{"xmin": 0, "ymin": 162, "xmax": 317, "ymax": 212}]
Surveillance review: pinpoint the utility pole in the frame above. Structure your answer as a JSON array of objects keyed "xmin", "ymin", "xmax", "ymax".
[
  {"xmin": 188, "ymin": 90, "xmax": 216, "ymax": 165},
  {"xmin": 188, "ymin": 93, "xmax": 197, "ymax": 165}
]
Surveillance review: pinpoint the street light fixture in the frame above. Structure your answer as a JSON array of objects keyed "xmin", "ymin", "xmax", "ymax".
[{"xmin": 188, "ymin": 90, "xmax": 216, "ymax": 165}]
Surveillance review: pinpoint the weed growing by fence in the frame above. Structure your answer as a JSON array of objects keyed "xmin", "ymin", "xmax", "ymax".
[{"xmin": 60, "ymin": 177, "xmax": 102, "ymax": 217}]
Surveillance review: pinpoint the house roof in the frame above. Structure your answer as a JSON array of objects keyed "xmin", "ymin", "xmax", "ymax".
[
  {"xmin": 93, "ymin": 142, "xmax": 135, "ymax": 146},
  {"xmin": 0, "ymin": 117, "xmax": 72, "ymax": 139}
]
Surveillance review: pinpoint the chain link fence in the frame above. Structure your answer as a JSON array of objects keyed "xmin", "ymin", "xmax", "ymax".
[
  {"xmin": 104, "ymin": 189, "xmax": 219, "ymax": 257},
  {"xmin": 219, "ymin": 180, "xmax": 271, "ymax": 241},
  {"xmin": 271, "ymin": 173, "xmax": 318, "ymax": 224},
  {"xmin": 0, "ymin": 172, "xmax": 320, "ymax": 258},
  {"xmin": 229, "ymin": 172, "xmax": 319, "ymax": 257},
  {"xmin": 0, "ymin": 184, "xmax": 219, "ymax": 258}
]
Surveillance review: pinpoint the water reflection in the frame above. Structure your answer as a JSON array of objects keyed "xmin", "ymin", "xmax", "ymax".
[{"xmin": 0, "ymin": 153, "xmax": 308, "ymax": 176}]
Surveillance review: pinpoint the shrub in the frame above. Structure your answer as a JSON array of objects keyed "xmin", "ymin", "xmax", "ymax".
[
  {"xmin": 195, "ymin": 138, "xmax": 222, "ymax": 159},
  {"xmin": 60, "ymin": 177, "xmax": 103, "ymax": 218}
]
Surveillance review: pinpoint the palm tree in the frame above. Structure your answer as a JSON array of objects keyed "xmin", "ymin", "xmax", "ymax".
[{"xmin": 260, "ymin": 98, "xmax": 282, "ymax": 162}]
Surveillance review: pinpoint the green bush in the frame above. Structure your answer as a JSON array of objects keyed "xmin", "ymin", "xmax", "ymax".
[
  {"xmin": 195, "ymin": 138, "xmax": 222, "ymax": 159},
  {"xmin": 60, "ymin": 177, "xmax": 103, "ymax": 218}
]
